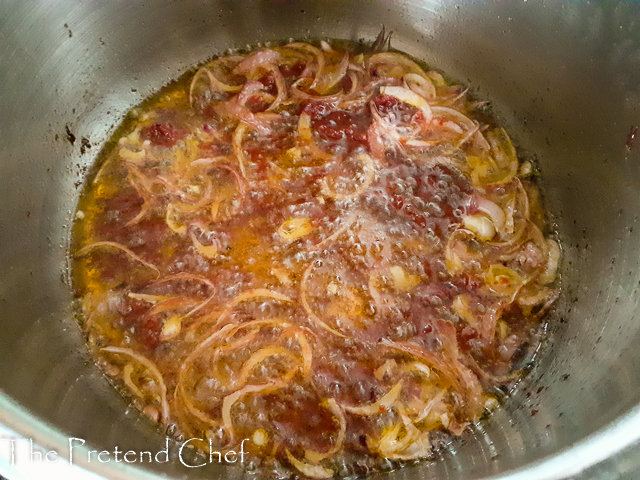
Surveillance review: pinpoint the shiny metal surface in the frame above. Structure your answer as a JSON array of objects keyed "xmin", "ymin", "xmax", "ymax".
[{"xmin": 2, "ymin": 1, "xmax": 640, "ymax": 479}]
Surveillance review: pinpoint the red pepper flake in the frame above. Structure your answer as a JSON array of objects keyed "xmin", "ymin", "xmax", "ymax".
[{"xmin": 141, "ymin": 122, "xmax": 185, "ymax": 147}]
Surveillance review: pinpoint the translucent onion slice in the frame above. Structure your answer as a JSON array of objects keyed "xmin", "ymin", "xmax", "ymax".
[
  {"xmin": 368, "ymin": 52, "xmax": 426, "ymax": 78},
  {"xmin": 306, "ymin": 399, "xmax": 346, "ymax": 462},
  {"xmin": 267, "ymin": 64, "xmax": 287, "ymax": 111},
  {"xmin": 414, "ymin": 391, "xmax": 446, "ymax": 423},
  {"xmin": 166, "ymin": 203, "xmax": 188, "ymax": 235},
  {"xmin": 320, "ymin": 153, "xmax": 376, "ymax": 202},
  {"xmin": 227, "ymin": 288, "xmax": 293, "ymax": 309},
  {"xmin": 189, "ymin": 65, "xmax": 242, "ymax": 108},
  {"xmin": 462, "ymin": 214, "xmax": 496, "ymax": 241},
  {"xmin": 101, "ymin": 346, "xmax": 169, "ymax": 423},
  {"xmin": 430, "ymin": 106, "xmax": 476, "ymax": 133},
  {"xmin": 236, "ymin": 346, "xmax": 298, "ymax": 386},
  {"xmin": 284, "ymin": 42, "xmax": 326, "ymax": 93},
  {"xmin": 122, "ymin": 363, "xmax": 144, "ymax": 398},
  {"xmin": 342, "ymin": 381, "xmax": 403, "ymax": 415},
  {"xmin": 380, "ymin": 86, "xmax": 432, "ymax": 123},
  {"xmin": 234, "ymin": 49, "xmax": 282, "ymax": 75},
  {"xmin": 278, "ymin": 217, "xmax": 316, "ymax": 242},
  {"xmin": 484, "ymin": 264, "xmax": 528, "ymax": 295},
  {"xmin": 452, "ymin": 294, "xmax": 477, "ymax": 326},
  {"xmin": 126, "ymin": 292, "xmax": 171, "ymax": 303},
  {"xmin": 540, "ymin": 239, "xmax": 560, "ymax": 284},
  {"xmin": 389, "ymin": 265, "xmax": 421, "ymax": 292},
  {"xmin": 403, "ymin": 73, "xmax": 436, "ymax": 101},
  {"xmin": 475, "ymin": 196, "xmax": 506, "ymax": 230},
  {"xmin": 232, "ymin": 123, "xmax": 249, "ymax": 177},
  {"xmin": 222, "ymin": 382, "xmax": 287, "ymax": 441},
  {"xmin": 189, "ymin": 230, "xmax": 218, "ymax": 259},
  {"xmin": 314, "ymin": 52, "xmax": 349, "ymax": 95},
  {"xmin": 286, "ymin": 449, "xmax": 334, "ymax": 479},
  {"xmin": 300, "ymin": 262, "xmax": 346, "ymax": 338},
  {"xmin": 76, "ymin": 241, "xmax": 160, "ymax": 275}
]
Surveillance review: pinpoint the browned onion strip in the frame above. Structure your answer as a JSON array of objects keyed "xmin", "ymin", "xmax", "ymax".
[
  {"xmin": 76, "ymin": 241, "xmax": 160, "ymax": 275},
  {"xmin": 101, "ymin": 347, "xmax": 169, "ymax": 423},
  {"xmin": 380, "ymin": 339, "xmax": 484, "ymax": 417}
]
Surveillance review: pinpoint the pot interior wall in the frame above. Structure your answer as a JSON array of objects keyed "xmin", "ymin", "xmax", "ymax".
[{"xmin": 2, "ymin": 1, "xmax": 640, "ymax": 479}]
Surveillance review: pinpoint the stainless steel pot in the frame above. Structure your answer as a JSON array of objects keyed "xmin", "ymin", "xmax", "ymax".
[{"xmin": 2, "ymin": 1, "xmax": 640, "ymax": 479}]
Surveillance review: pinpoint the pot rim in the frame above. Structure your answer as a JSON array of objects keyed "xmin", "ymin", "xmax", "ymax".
[{"xmin": 1, "ymin": 393, "xmax": 639, "ymax": 480}]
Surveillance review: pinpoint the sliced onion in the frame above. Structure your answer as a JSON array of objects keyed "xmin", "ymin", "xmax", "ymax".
[
  {"xmin": 101, "ymin": 347, "xmax": 169, "ymax": 423},
  {"xmin": 403, "ymin": 73, "xmax": 436, "ymax": 101},
  {"xmin": 76, "ymin": 241, "xmax": 159, "ymax": 275},
  {"xmin": 237, "ymin": 346, "xmax": 298, "ymax": 386},
  {"xmin": 222, "ymin": 382, "xmax": 286, "ymax": 441},
  {"xmin": 314, "ymin": 52, "xmax": 349, "ymax": 95},
  {"xmin": 127, "ymin": 292, "xmax": 170, "ymax": 303},
  {"xmin": 368, "ymin": 52, "xmax": 426, "ymax": 78},
  {"xmin": 284, "ymin": 43, "xmax": 326, "ymax": 93},
  {"xmin": 122, "ymin": 363, "xmax": 144, "ymax": 398},
  {"xmin": 221, "ymin": 102, "xmax": 272, "ymax": 136},
  {"xmin": 300, "ymin": 261, "xmax": 346, "ymax": 337},
  {"xmin": 304, "ymin": 398, "xmax": 346, "ymax": 463},
  {"xmin": 320, "ymin": 153, "xmax": 376, "ymax": 202},
  {"xmin": 540, "ymin": 238, "xmax": 560, "ymax": 284},
  {"xmin": 189, "ymin": 66, "xmax": 242, "ymax": 108},
  {"xmin": 267, "ymin": 64, "xmax": 287, "ymax": 111},
  {"xmin": 236, "ymin": 81, "xmax": 266, "ymax": 106},
  {"xmin": 285, "ymin": 449, "xmax": 334, "ymax": 479},
  {"xmin": 189, "ymin": 230, "xmax": 219, "ymax": 259},
  {"xmin": 414, "ymin": 391, "xmax": 446, "ymax": 423},
  {"xmin": 234, "ymin": 49, "xmax": 282, "ymax": 75},
  {"xmin": 277, "ymin": 217, "xmax": 316, "ymax": 242},
  {"xmin": 227, "ymin": 288, "xmax": 293, "ymax": 309},
  {"xmin": 232, "ymin": 123, "xmax": 249, "ymax": 177},
  {"xmin": 430, "ymin": 106, "xmax": 476, "ymax": 133},
  {"xmin": 165, "ymin": 203, "xmax": 188, "ymax": 235},
  {"xmin": 452, "ymin": 294, "xmax": 477, "ymax": 326},
  {"xmin": 380, "ymin": 85, "xmax": 432, "ymax": 123},
  {"xmin": 342, "ymin": 381, "xmax": 403, "ymax": 415}
]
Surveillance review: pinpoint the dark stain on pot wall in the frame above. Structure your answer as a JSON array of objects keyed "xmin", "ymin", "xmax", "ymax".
[
  {"xmin": 64, "ymin": 125, "xmax": 76, "ymax": 146},
  {"xmin": 80, "ymin": 137, "xmax": 91, "ymax": 155},
  {"xmin": 626, "ymin": 125, "xmax": 638, "ymax": 149}
]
